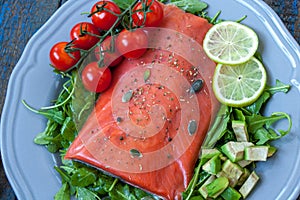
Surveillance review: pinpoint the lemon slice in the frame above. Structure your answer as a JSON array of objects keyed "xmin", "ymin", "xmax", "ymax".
[
  {"xmin": 203, "ymin": 21, "xmax": 259, "ymax": 65},
  {"xmin": 212, "ymin": 57, "xmax": 267, "ymax": 107}
]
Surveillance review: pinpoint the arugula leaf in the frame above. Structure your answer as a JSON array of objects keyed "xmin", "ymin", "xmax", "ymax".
[
  {"xmin": 246, "ymin": 112, "xmax": 291, "ymax": 134},
  {"xmin": 133, "ymin": 187, "xmax": 152, "ymax": 199},
  {"xmin": 76, "ymin": 187, "xmax": 100, "ymax": 200},
  {"xmin": 246, "ymin": 80, "xmax": 290, "ymax": 115},
  {"xmin": 168, "ymin": 0, "xmax": 207, "ymax": 14},
  {"xmin": 109, "ymin": 184, "xmax": 138, "ymax": 200},
  {"xmin": 246, "ymin": 91, "xmax": 271, "ymax": 115},
  {"xmin": 233, "ymin": 108, "xmax": 246, "ymax": 121},
  {"xmin": 22, "ymin": 100, "xmax": 66, "ymax": 125},
  {"xmin": 71, "ymin": 168, "xmax": 97, "ymax": 187},
  {"xmin": 112, "ymin": 0, "xmax": 136, "ymax": 10},
  {"xmin": 265, "ymin": 79, "xmax": 290, "ymax": 94},
  {"xmin": 202, "ymin": 105, "xmax": 231, "ymax": 148},
  {"xmin": 253, "ymin": 127, "xmax": 276, "ymax": 145},
  {"xmin": 55, "ymin": 166, "xmax": 71, "ymax": 183},
  {"xmin": 34, "ymin": 120, "xmax": 59, "ymax": 145},
  {"xmin": 54, "ymin": 183, "xmax": 70, "ymax": 200},
  {"xmin": 71, "ymin": 72, "xmax": 96, "ymax": 130},
  {"xmin": 61, "ymin": 117, "xmax": 76, "ymax": 142}
]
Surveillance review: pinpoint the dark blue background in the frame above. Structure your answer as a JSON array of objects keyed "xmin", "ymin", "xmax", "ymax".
[{"xmin": 0, "ymin": 0, "xmax": 299, "ymax": 199}]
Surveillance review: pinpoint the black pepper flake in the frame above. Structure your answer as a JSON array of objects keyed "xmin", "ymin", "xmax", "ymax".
[
  {"xmin": 116, "ymin": 117, "xmax": 122, "ymax": 123},
  {"xmin": 130, "ymin": 149, "xmax": 142, "ymax": 158},
  {"xmin": 119, "ymin": 136, "xmax": 124, "ymax": 141},
  {"xmin": 188, "ymin": 120, "xmax": 197, "ymax": 135},
  {"xmin": 190, "ymin": 79, "xmax": 204, "ymax": 93},
  {"xmin": 158, "ymin": 86, "xmax": 163, "ymax": 89},
  {"xmin": 168, "ymin": 137, "xmax": 172, "ymax": 142}
]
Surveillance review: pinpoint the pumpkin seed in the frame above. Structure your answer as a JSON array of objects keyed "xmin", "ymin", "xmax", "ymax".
[
  {"xmin": 191, "ymin": 79, "xmax": 204, "ymax": 93},
  {"xmin": 130, "ymin": 149, "xmax": 142, "ymax": 158},
  {"xmin": 188, "ymin": 120, "xmax": 197, "ymax": 135},
  {"xmin": 144, "ymin": 69, "xmax": 151, "ymax": 82},
  {"xmin": 122, "ymin": 90, "xmax": 133, "ymax": 103}
]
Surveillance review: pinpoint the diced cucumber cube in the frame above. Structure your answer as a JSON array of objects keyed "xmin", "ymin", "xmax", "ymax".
[
  {"xmin": 232, "ymin": 120, "xmax": 249, "ymax": 142},
  {"xmin": 221, "ymin": 141, "xmax": 254, "ymax": 162},
  {"xmin": 206, "ymin": 176, "xmax": 229, "ymax": 198},
  {"xmin": 237, "ymin": 160, "xmax": 252, "ymax": 168},
  {"xmin": 239, "ymin": 171, "xmax": 259, "ymax": 199},
  {"xmin": 221, "ymin": 186, "xmax": 241, "ymax": 200},
  {"xmin": 221, "ymin": 160, "xmax": 243, "ymax": 187},
  {"xmin": 237, "ymin": 168, "xmax": 250, "ymax": 186},
  {"xmin": 199, "ymin": 175, "xmax": 216, "ymax": 198},
  {"xmin": 202, "ymin": 155, "xmax": 221, "ymax": 175},
  {"xmin": 200, "ymin": 148, "xmax": 221, "ymax": 166},
  {"xmin": 268, "ymin": 146, "xmax": 277, "ymax": 157},
  {"xmin": 244, "ymin": 146, "xmax": 269, "ymax": 161}
]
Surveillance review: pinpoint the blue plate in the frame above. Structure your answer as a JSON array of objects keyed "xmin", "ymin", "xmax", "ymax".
[{"xmin": 1, "ymin": 0, "xmax": 300, "ymax": 199}]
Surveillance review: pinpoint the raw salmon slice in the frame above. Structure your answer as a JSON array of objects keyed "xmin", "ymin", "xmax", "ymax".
[{"xmin": 65, "ymin": 4, "xmax": 219, "ymax": 200}]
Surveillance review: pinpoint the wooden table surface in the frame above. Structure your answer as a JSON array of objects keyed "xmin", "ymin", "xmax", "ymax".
[{"xmin": 0, "ymin": 0, "xmax": 299, "ymax": 199}]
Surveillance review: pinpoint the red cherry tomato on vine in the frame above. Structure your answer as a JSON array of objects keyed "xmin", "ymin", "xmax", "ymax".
[
  {"xmin": 95, "ymin": 36, "xmax": 124, "ymax": 67},
  {"xmin": 90, "ymin": 1, "xmax": 121, "ymax": 31},
  {"xmin": 132, "ymin": 0, "xmax": 164, "ymax": 27},
  {"xmin": 81, "ymin": 62, "xmax": 112, "ymax": 93},
  {"xmin": 116, "ymin": 29, "xmax": 148, "ymax": 59},
  {"xmin": 49, "ymin": 42, "xmax": 81, "ymax": 71},
  {"xmin": 70, "ymin": 22, "xmax": 100, "ymax": 50}
]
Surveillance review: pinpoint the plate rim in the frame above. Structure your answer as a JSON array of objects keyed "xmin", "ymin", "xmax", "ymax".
[{"xmin": 1, "ymin": 0, "xmax": 300, "ymax": 199}]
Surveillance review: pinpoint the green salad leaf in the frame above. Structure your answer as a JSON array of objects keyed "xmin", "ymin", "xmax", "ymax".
[
  {"xmin": 169, "ymin": 0, "xmax": 207, "ymax": 14},
  {"xmin": 112, "ymin": 0, "xmax": 136, "ymax": 10},
  {"xmin": 54, "ymin": 183, "xmax": 70, "ymax": 200}
]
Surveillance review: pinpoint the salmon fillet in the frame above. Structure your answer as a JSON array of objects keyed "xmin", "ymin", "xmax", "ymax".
[{"xmin": 65, "ymin": 4, "xmax": 219, "ymax": 200}]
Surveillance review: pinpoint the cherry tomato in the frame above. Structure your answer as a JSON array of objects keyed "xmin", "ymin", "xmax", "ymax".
[
  {"xmin": 81, "ymin": 62, "xmax": 112, "ymax": 93},
  {"xmin": 116, "ymin": 29, "xmax": 148, "ymax": 59},
  {"xmin": 70, "ymin": 22, "xmax": 100, "ymax": 50},
  {"xmin": 132, "ymin": 0, "xmax": 164, "ymax": 27},
  {"xmin": 95, "ymin": 36, "xmax": 124, "ymax": 67},
  {"xmin": 90, "ymin": 1, "xmax": 121, "ymax": 31},
  {"xmin": 49, "ymin": 42, "xmax": 81, "ymax": 71}
]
